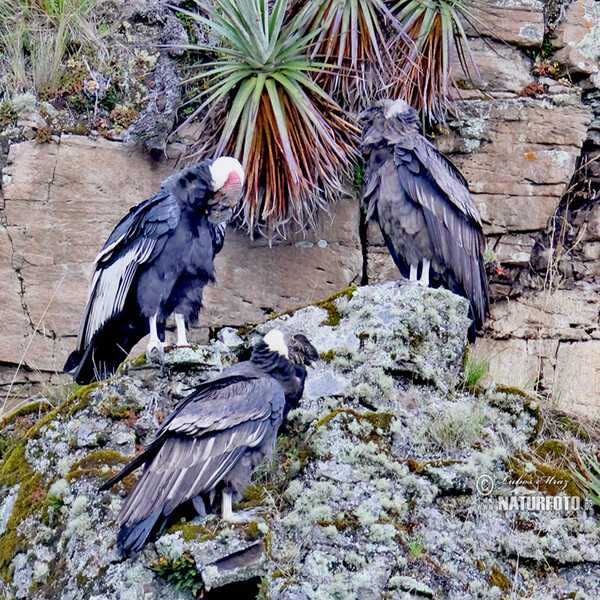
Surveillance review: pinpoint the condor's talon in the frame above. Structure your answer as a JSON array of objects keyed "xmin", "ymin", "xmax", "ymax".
[
  {"xmin": 221, "ymin": 490, "xmax": 263, "ymax": 524},
  {"xmin": 147, "ymin": 313, "xmax": 167, "ymax": 366}
]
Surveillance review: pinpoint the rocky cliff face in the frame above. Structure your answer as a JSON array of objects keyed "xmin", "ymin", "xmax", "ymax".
[
  {"xmin": 0, "ymin": 284, "xmax": 598, "ymax": 600},
  {"xmin": 1, "ymin": 0, "xmax": 600, "ymax": 417}
]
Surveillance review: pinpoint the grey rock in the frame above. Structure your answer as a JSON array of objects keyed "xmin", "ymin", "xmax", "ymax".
[
  {"xmin": 1, "ymin": 282, "xmax": 599, "ymax": 600},
  {"xmin": 124, "ymin": 54, "xmax": 181, "ymax": 155},
  {"xmin": 0, "ymin": 485, "xmax": 19, "ymax": 536}
]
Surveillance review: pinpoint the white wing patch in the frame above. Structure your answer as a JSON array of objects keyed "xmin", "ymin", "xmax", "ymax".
[{"xmin": 80, "ymin": 238, "xmax": 156, "ymax": 347}]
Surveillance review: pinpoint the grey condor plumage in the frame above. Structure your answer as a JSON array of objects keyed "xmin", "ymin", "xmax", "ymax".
[
  {"xmin": 360, "ymin": 99, "xmax": 489, "ymax": 337},
  {"xmin": 99, "ymin": 329, "xmax": 318, "ymax": 554},
  {"xmin": 65, "ymin": 157, "xmax": 245, "ymax": 384}
]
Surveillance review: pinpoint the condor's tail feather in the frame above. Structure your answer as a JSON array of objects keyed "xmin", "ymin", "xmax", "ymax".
[
  {"xmin": 117, "ymin": 510, "xmax": 165, "ymax": 555},
  {"xmin": 64, "ymin": 311, "xmax": 150, "ymax": 384}
]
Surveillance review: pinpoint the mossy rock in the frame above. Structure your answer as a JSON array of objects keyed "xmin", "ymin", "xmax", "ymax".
[
  {"xmin": 267, "ymin": 286, "xmax": 357, "ymax": 325},
  {"xmin": 0, "ymin": 444, "xmax": 48, "ymax": 579}
]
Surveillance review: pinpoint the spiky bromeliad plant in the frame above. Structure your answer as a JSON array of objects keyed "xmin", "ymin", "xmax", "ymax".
[
  {"xmin": 573, "ymin": 452, "xmax": 600, "ymax": 508},
  {"xmin": 293, "ymin": 0, "xmax": 406, "ymax": 110},
  {"xmin": 179, "ymin": 0, "xmax": 359, "ymax": 237},
  {"xmin": 389, "ymin": 0, "xmax": 479, "ymax": 123}
]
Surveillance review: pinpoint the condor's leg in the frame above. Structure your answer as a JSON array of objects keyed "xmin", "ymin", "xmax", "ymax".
[
  {"xmin": 174, "ymin": 313, "xmax": 189, "ymax": 347},
  {"xmin": 221, "ymin": 489, "xmax": 258, "ymax": 524},
  {"xmin": 418, "ymin": 258, "xmax": 431, "ymax": 287},
  {"xmin": 146, "ymin": 313, "xmax": 167, "ymax": 362},
  {"xmin": 167, "ymin": 274, "xmax": 210, "ymax": 346},
  {"xmin": 409, "ymin": 264, "xmax": 418, "ymax": 282}
]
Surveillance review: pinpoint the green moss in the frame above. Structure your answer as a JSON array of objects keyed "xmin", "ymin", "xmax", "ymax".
[
  {"xmin": 65, "ymin": 467, "xmax": 103, "ymax": 482},
  {"xmin": 165, "ymin": 521, "xmax": 221, "ymax": 542},
  {"xmin": 495, "ymin": 385, "xmax": 529, "ymax": 399},
  {"xmin": 488, "ymin": 566, "xmax": 510, "ymax": 590},
  {"xmin": 524, "ymin": 401, "xmax": 543, "ymax": 441},
  {"xmin": 267, "ymin": 286, "xmax": 357, "ymax": 324},
  {"xmin": 320, "ymin": 350, "xmax": 336, "ymax": 363},
  {"xmin": 553, "ymin": 416, "xmax": 591, "ymax": 442},
  {"xmin": 0, "ymin": 443, "xmax": 27, "ymax": 486},
  {"xmin": 244, "ymin": 520, "xmax": 265, "ymax": 542},
  {"xmin": 508, "ymin": 455, "xmax": 582, "ymax": 499},
  {"xmin": 66, "ymin": 382, "xmax": 99, "ymax": 418},
  {"xmin": 362, "ymin": 412, "xmax": 395, "ymax": 431},
  {"xmin": 0, "ymin": 443, "xmax": 48, "ymax": 580},
  {"xmin": 1, "ymin": 400, "xmax": 53, "ymax": 427},
  {"xmin": 236, "ymin": 482, "xmax": 278, "ymax": 510},
  {"xmin": 314, "ymin": 408, "xmax": 363, "ymax": 430},
  {"xmin": 70, "ymin": 449, "xmax": 128, "ymax": 472},
  {"xmin": 64, "ymin": 448, "xmax": 128, "ymax": 484},
  {"xmin": 315, "ymin": 408, "xmax": 395, "ymax": 432},
  {"xmin": 315, "ymin": 286, "xmax": 357, "ymax": 327},
  {"xmin": 454, "ymin": 78, "xmax": 473, "ymax": 90},
  {"xmin": 535, "ymin": 440, "xmax": 567, "ymax": 461},
  {"xmin": 131, "ymin": 353, "xmax": 147, "ymax": 367},
  {"xmin": 23, "ymin": 383, "xmax": 99, "ymax": 441}
]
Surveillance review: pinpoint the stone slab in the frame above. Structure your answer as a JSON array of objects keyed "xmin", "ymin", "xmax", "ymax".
[{"xmin": 1, "ymin": 136, "xmax": 361, "ymax": 375}]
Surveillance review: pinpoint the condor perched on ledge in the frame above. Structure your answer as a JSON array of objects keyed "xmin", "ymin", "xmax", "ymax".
[
  {"xmin": 360, "ymin": 99, "xmax": 489, "ymax": 339},
  {"xmin": 100, "ymin": 329, "xmax": 318, "ymax": 554},
  {"xmin": 65, "ymin": 157, "xmax": 245, "ymax": 384}
]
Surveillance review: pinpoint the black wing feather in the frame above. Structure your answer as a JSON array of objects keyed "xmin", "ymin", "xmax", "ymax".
[{"xmin": 392, "ymin": 138, "xmax": 489, "ymax": 327}]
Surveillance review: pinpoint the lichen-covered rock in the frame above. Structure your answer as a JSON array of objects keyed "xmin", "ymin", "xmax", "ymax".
[{"xmin": 0, "ymin": 283, "xmax": 599, "ymax": 600}]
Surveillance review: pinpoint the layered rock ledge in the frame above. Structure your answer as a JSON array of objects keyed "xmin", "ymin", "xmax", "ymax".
[{"xmin": 1, "ymin": 283, "xmax": 599, "ymax": 599}]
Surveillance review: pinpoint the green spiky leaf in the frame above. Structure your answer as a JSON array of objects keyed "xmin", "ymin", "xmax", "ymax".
[{"xmin": 178, "ymin": 0, "xmax": 358, "ymax": 237}]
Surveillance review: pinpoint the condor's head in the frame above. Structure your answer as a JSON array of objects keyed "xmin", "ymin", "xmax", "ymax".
[{"xmin": 172, "ymin": 157, "xmax": 245, "ymax": 223}]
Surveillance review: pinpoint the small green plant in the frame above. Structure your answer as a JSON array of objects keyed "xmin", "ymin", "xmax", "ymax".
[
  {"xmin": 46, "ymin": 493, "xmax": 64, "ymax": 510},
  {"xmin": 151, "ymin": 553, "xmax": 204, "ymax": 598},
  {"xmin": 256, "ymin": 576, "xmax": 270, "ymax": 600},
  {"xmin": 532, "ymin": 57, "xmax": 561, "ymax": 79},
  {"xmin": 572, "ymin": 452, "xmax": 600, "ymax": 507},
  {"xmin": 408, "ymin": 535, "xmax": 426, "ymax": 558},
  {"xmin": 0, "ymin": 101, "xmax": 17, "ymax": 126},
  {"xmin": 426, "ymin": 403, "xmax": 487, "ymax": 451},
  {"xmin": 461, "ymin": 351, "xmax": 490, "ymax": 393}
]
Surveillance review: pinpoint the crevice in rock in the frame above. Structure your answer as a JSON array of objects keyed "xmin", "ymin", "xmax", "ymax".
[
  {"xmin": 0, "ymin": 204, "xmax": 34, "ymax": 332},
  {"xmin": 46, "ymin": 134, "xmax": 61, "ymax": 203},
  {"xmin": 358, "ymin": 203, "xmax": 369, "ymax": 286}
]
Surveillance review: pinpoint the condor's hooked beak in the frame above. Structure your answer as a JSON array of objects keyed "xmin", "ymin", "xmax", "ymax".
[{"xmin": 208, "ymin": 169, "xmax": 245, "ymax": 223}]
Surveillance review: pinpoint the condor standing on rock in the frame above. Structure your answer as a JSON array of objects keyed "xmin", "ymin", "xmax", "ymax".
[
  {"xmin": 99, "ymin": 329, "xmax": 318, "ymax": 554},
  {"xmin": 360, "ymin": 99, "xmax": 489, "ymax": 338},
  {"xmin": 65, "ymin": 157, "xmax": 245, "ymax": 384}
]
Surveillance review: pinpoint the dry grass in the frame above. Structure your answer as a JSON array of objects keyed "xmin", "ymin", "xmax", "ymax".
[{"xmin": 0, "ymin": 0, "xmax": 103, "ymax": 93}]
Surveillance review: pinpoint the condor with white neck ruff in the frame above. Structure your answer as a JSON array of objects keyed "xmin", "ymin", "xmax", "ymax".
[
  {"xmin": 65, "ymin": 157, "xmax": 244, "ymax": 384},
  {"xmin": 100, "ymin": 329, "xmax": 318, "ymax": 554}
]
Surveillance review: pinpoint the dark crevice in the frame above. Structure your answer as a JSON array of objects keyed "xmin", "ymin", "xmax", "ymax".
[{"xmin": 359, "ymin": 204, "xmax": 369, "ymax": 286}]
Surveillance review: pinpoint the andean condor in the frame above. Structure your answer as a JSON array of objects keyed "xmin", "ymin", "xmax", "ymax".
[
  {"xmin": 99, "ymin": 329, "xmax": 318, "ymax": 554},
  {"xmin": 360, "ymin": 99, "xmax": 489, "ymax": 338},
  {"xmin": 65, "ymin": 157, "xmax": 245, "ymax": 384}
]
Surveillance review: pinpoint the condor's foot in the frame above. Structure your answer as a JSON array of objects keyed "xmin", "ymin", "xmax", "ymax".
[
  {"xmin": 146, "ymin": 339, "xmax": 168, "ymax": 365},
  {"xmin": 221, "ymin": 490, "xmax": 263, "ymax": 524}
]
